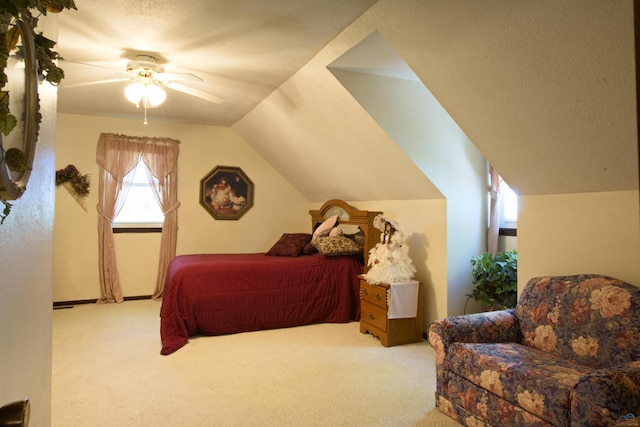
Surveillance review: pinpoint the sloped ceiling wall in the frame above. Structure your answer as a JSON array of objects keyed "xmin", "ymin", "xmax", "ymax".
[
  {"xmin": 327, "ymin": 31, "xmax": 487, "ymax": 200},
  {"xmin": 234, "ymin": 0, "xmax": 638, "ymax": 201},
  {"xmin": 378, "ymin": 0, "xmax": 637, "ymax": 196},
  {"xmin": 232, "ymin": 72, "xmax": 440, "ymax": 202}
]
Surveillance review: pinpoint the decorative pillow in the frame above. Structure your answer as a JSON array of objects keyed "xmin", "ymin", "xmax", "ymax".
[
  {"xmin": 344, "ymin": 231, "xmax": 365, "ymax": 248},
  {"xmin": 301, "ymin": 242, "xmax": 318, "ymax": 255},
  {"xmin": 312, "ymin": 215, "xmax": 339, "ymax": 240},
  {"xmin": 311, "ymin": 236, "xmax": 362, "ymax": 256},
  {"xmin": 266, "ymin": 233, "xmax": 313, "ymax": 257},
  {"xmin": 329, "ymin": 227, "xmax": 343, "ymax": 237}
]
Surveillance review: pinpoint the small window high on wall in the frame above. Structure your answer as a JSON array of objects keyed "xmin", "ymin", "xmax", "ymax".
[
  {"xmin": 113, "ymin": 161, "xmax": 164, "ymax": 228},
  {"xmin": 501, "ymin": 180, "xmax": 518, "ymax": 230}
]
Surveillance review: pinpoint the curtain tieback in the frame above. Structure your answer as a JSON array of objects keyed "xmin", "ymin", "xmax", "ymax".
[
  {"xmin": 163, "ymin": 202, "xmax": 181, "ymax": 215},
  {"xmin": 96, "ymin": 207, "xmax": 115, "ymax": 222}
]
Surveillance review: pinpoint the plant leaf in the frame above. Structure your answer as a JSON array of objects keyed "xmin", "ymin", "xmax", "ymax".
[
  {"xmin": 0, "ymin": 95, "xmax": 16, "ymax": 135},
  {"xmin": 0, "ymin": 113, "xmax": 16, "ymax": 136},
  {"xmin": 4, "ymin": 147, "xmax": 30, "ymax": 172},
  {"xmin": 5, "ymin": 26, "xmax": 20, "ymax": 52}
]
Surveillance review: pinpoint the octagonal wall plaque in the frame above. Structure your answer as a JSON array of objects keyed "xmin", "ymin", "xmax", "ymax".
[{"xmin": 200, "ymin": 166, "xmax": 254, "ymax": 220}]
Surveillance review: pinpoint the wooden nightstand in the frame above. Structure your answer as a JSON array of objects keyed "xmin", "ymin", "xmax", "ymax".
[{"xmin": 359, "ymin": 276, "xmax": 423, "ymax": 347}]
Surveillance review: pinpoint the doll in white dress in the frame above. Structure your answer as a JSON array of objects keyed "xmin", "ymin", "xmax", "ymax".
[{"xmin": 363, "ymin": 214, "xmax": 416, "ymax": 285}]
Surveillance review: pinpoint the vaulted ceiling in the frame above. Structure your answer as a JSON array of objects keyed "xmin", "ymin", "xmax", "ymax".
[
  {"xmin": 55, "ymin": 1, "xmax": 639, "ymax": 202},
  {"xmin": 233, "ymin": 1, "xmax": 638, "ymax": 200},
  {"xmin": 56, "ymin": 0, "xmax": 377, "ymax": 126}
]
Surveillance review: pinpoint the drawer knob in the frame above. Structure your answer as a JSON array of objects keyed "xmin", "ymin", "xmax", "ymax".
[
  {"xmin": 368, "ymin": 313, "xmax": 375, "ymax": 320},
  {"xmin": 363, "ymin": 288, "xmax": 369, "ymax": 296},
  {"xmin": 375, "ymin": 292, "xmax": 382, "ymax": 300}
]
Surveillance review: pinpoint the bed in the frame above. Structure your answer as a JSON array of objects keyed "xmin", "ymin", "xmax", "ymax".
[{"xmin": 160, "ymin": 199, "xmax": 382, "ymax": 355}]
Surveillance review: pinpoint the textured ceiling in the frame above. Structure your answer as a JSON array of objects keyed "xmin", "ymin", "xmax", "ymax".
[
  {"xmin": 55, "ymin": 0, "xmax": 377, "ymax": 126},
  {"xmin": 54, "ymin": 0, "xmax": 638, "ymax": 200}
]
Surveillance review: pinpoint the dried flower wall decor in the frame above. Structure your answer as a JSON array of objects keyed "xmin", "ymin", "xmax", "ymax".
[{"xmin": 55, "ymin": 164, "xmax": 90, "ymax": 211}]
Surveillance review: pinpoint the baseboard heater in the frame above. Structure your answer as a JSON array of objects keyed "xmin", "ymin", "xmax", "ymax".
[{"xmin": 53, "ymin": 295, "xmax": 152, "ymax": 309}]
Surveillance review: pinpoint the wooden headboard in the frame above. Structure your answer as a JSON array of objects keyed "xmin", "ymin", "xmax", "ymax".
[{"xmin": 309, "ymin": 199, "xmax": 382, "ymax": 272}]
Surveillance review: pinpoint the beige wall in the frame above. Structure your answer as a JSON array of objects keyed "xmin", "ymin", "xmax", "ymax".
[
  {"xmin": 235, "ymin": 18, "xmax": 492, "ymax": 324},
  {"xmin": 54, "ymin": 0, "xmax": 640, "ymax": 326},
  {"xmin": 328, "ymin": 69, "xmax": 488, "ymax": 319},
  {"xmin": 500, "ymin": 235, "xmax": 517, "ymax": 253},
  {"xmin": 235, "ymin": 0, "xmax": 640, "ymax": 324},
  {"xmin": 54, "ymin": 114, "xmax": 310, "ymax": 301},
  {"xmin": 0, "ymin": 17, "xmax": 57, "ymax": 426},
  {"xmin": 54, "ymin": 112, "xmax": 451, "ymax": 329},
  {"xmin": 3, "ymin": 3, "xmax": 638, "ymax": 425},
  {"xmin": 518, "ymin": 191, "xmax": 640, "ymax": 290},
  {"xmin": 54, "ymin": 113, "xmax": 451, "ymax": 329}
]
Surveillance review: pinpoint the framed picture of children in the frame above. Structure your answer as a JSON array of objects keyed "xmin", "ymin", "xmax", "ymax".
[{"xmin": 200, "ymin": 166, "xmax": 254, "ymax": 220}]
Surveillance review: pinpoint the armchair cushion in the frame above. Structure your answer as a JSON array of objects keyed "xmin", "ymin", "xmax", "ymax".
[
  {"xmin": 429, "ymin": 274, "xmax": 640, "ymax": 427},
  {"xmin": 447, "ymin": 342, "xmax": 592, "ymax": 426},
  {"xmin": 517, "ymin": 275, "xmax": 640, "ymax": 369}
]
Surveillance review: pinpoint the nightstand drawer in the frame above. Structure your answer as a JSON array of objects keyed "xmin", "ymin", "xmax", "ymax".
[
  {"xmin": 360, "ymin": 280, "xmax": 387, "ymax": 309},
  {"xmin": 361, "ymin": 302, "xmax": 387, "ymax": 332},
  {"xmin": 359, "ymin": 275, "xmax": 423, "ymax": 347}
]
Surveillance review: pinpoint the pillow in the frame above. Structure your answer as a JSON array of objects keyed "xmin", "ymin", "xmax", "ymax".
[
  {"xmin": 329, "ymin": 227, "xmax": 343, "ymax": 237},
  {"xmin": 266, "ymin": 233, "xmax": 313, "ymax": 257},
  {"xmin": 344, "ymin": 230, "xmax": 365, "ymax": 248},
  {"xmin": 301, "ymin": 241, "xmax": 318, "ymax": 255},
  {"xmin": 312, "ymin": 214, "xmax": 339, "ymax": 240},
  {"xmin": 311, "ymin": 236, "xmax": 362, "ymax": 256}
]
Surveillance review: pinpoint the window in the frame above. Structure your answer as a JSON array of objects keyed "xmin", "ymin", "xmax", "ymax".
[
  {"xmin": 113, "ymin": 161, "xmax": 164, "ymax": 228},
  {"xmin": 500, "ymin": 180, "xmax": 518, "ymax": 229}
]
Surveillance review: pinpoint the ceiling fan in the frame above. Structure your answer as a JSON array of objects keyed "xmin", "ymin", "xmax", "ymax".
[{"xmin": 63, "ymin": 53, "xmax": 224, "ymax": 124}]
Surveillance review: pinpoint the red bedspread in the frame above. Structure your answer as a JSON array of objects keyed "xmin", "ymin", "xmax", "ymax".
[{"xmin": 160, "ymin": 252, "xmax": 362, "ymax": 355}]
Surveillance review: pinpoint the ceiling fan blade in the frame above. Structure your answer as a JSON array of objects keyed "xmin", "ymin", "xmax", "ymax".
[
  {"xmin": 61, "ymin": 59, "xmax": 128, "ymax": 74},
  {"xmin": 62, "ymin": 77, "xmax": 131, "ymax": 88},
  {"xmin": 165, "ymin": 82, "xmax": 224, "ymax": 104},
  {"xmin": 155, "ymin": 72, "xmax": 202, "ymax": 82}
]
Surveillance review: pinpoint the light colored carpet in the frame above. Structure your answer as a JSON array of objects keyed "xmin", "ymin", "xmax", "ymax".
[{"xmin": 52, "ymin": 300, "xmax": 461, "ymax": 427}]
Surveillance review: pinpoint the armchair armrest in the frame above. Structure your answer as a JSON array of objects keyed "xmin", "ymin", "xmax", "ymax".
[
  {"xmin": 570, "ymin": 361, "xmax": 640, "ymax": 426},
  {"xmin": 428, "ymin": 309, "xmax": 520, "ymax": 365}
]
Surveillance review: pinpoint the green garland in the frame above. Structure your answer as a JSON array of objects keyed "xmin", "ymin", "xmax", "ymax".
[{"xmin": 0, "ymin": 0, "xmax": 77, "ymax": 224}]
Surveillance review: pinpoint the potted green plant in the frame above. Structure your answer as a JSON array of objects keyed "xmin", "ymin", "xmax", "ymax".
[{"xmin": 466, "ymin": 249, "xmax": 518, "ymax": 311}]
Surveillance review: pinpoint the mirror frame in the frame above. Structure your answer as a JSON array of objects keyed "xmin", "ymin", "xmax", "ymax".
[{"xmin": 0, "ymin": 18, "xmax": 39, "ymax": 200}]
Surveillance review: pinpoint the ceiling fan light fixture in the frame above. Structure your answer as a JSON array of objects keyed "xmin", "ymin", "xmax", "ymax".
[
  {"xmin": 124, "ymin": 82, "xmax": 144, "ymax": 105},
  {"xmin": 124, "ymin": 81, "xmax": 166, "ymax": 108},
  {"xmin": 146, "ymin": 84, "xmax": 166, "ymax": 107}
]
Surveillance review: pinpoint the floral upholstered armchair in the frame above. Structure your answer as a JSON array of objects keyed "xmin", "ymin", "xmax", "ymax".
[{"xmin": 428, "ymin": 274, "xmax": 640, "ymax": 426}]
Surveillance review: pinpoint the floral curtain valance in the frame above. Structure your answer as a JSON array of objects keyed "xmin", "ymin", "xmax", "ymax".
[{"xmin": 96, "ymin": 133, "xmax": 180, "ymax": 180}]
